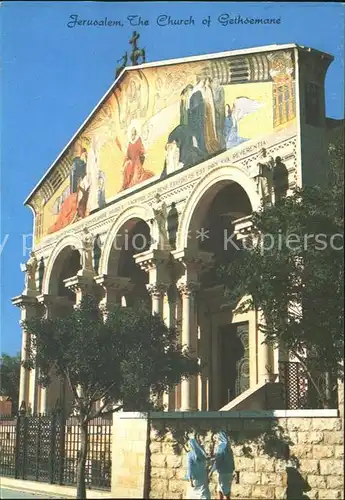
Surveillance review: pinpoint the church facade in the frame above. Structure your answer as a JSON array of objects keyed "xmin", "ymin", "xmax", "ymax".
[{"xmin": 13, "ymin": 43, "xmax": 340, "ymax": 415}]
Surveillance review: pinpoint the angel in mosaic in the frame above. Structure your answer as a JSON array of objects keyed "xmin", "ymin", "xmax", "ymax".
[{"xmin": 224, "ymin": 97, "xmax": 264, "ymax": 150}]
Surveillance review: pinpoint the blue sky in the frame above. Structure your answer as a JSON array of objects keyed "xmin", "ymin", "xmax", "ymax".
[{"xmin": 1, "ymin": 1, "xmax": 344, "ymax": 356}]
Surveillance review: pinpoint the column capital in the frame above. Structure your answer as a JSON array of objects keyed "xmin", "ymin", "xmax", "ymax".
[
  {"xmin": 172, "ymin": 248, "xmax": 214, "ymax": 271},
  {"xmin": 134, "ymin": 249, "xmax": 171, "ymax": 272},
  {"xmin": 176, "ymin": 277, "xmax": 200, "ymax": 297},
  {"xmin": 11, "ymin": 294, "xmax": 40, "ymax": 310},
  {"xmin": 233, "ymin": 215, "xmax": 255, "ymax": 244},
  {"xmin": 64, "ymin": 272, "xmax": 96, "ymax": 295},
  {"xmin": 146, "ymin": 282, "xmax": 169, "ymax": 298},
  {"xmin": 36, "ymin": 294, "xmax": 72, "ymax": 308},
  {"xmin": 94, "ymin": 274, "xmax": 134, "ymax": 294}
]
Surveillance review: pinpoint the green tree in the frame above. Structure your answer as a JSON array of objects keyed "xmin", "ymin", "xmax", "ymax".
[
  {"xmin": 0, "ymin": 353, "xmax": 21, "ymax": 414},
  {"xmin": 219, "ymin": 142, "xmax": 344, "ymax": 408},
  {"xmin": 21, "ymin": 296, "xmax": 198, "ymax": 499}
]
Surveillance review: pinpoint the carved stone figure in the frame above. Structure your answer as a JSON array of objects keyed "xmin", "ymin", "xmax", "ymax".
[
  {"xmin": 115, "ymin": 52, "xmax": 128, "ymax": 79},
  {"xmin": 167, "ymin": 202, "xmax": 179, "ymax": 250},
  {"xmin": 273, "ymin": 156, "xmax": 289, "ymax": 202},
  {"xmin": 81, "ymin": 227, "xmax": 94, "ymax": 273},
  {"xmin": 93, "ymin": 235, "xmax": 102, "ymax": 275},
  {"xmin": 255, "ymin": 148, "xmax": 275, "ymax": 205},
  {"xmin": 38, "ymin": 256, "xmax": 45, "ymax": 293},
  {"xmin": 129, "ymin": 31, "xmax": 146, "ymax": 65},
  {"xmin": 24, "ymin": 251, "xmax": 38, "ymax": 293},
  {"xmin": 152, "ymin": 194, "xmax": 168, "ymax": 249}
]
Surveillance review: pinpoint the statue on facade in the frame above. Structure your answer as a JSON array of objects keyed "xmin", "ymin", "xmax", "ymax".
[
  {"xmin": 167, "ymin": 202, "xmax": 179, "ymax": 250},
  {"xmin": 254, "ymin": 148, "xmax": 275, "ymax": 205},
  {"xmin": 93, "ymin": 235, "xmax": 102, "ymax": 275},
  {"xmin": 273, "ymin": 156, "xmax": 289, "ymax": 202},
  {"xmin": 38, "ymin": 256, "xmax": 45, "ymax": 294},
  {"xmin": 152, "ymin": 193, "xmax": 168, "ymax": 249},
  {"xmin": 115, "ymin": 52, "xmax": 128, "ymax": 79},
  {"xmin": 22, "ymin": 251, "xmax": 38, "ymax": 293},
  {"xmin": 129, "ymin": 31, "xmax": 146, "ymax": 65},
  {"xmin": 81, "ymin": 227, "xmax": 94, "ymax": 273}
]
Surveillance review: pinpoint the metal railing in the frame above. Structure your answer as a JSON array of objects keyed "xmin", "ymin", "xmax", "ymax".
[
  {"xmin": 278, "ymin": 361, "xmax": 337, "ymax": 410},
  {"xmin": 0, "ymin": 410, "xmax": 112, "ymax": 490}
]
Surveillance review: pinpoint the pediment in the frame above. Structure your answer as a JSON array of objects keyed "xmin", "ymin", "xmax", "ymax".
[{"xmin": 28, "ymin": 44, "xmax": 298, "ymax": 243}]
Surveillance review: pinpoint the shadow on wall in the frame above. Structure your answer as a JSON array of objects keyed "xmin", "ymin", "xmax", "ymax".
[
  {"xmin": 286, "ymin": 467, "xmax": 311, "ymax": 500},
  {"xmin": 150, "ymin": 416, "xmax": 305, "ymax": 497},
  {"xmin": 152, "ymin": 417, "xmax": 294, "ymax": 460}
]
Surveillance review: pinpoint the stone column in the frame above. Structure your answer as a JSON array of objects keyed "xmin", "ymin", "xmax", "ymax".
[
  {"xmin": 134, "ymin": 249, "xmax": 171, "ymax": 410},
  {"xmin": 172, "ymin": 249, "xmax": 213, "ymax": 412},
  {"xmin": 257, "ymin": 309, "xmax": 273, "ymax": 384},
  {"xmin": 93, "ymin": 275, "xmax": 133, "ymax": 413},
  {"xmin": 177, "ymin": 278, "xmax": 199, "ymax": 411},
  {"xmin": 146, "ymin": 283, "xmax": 167, "ymax": 316},
  {"xmin": 94, "ymin": 274, "xmax": 134, "ymax": 311},
  {"xmin": 134, "ymin": 249, "xmax": 171, "ymax": 316},
  {"xmin": 64, "ymin": 270, "xmax": 97, "ymax": 306},
  {"xmin": 163, "ymin": 285, "xmax": 178, "ymax": 410},
  {"xmin": 175, "ymin": 294, "xmax": 183, "ymax": 410},
  {"xmin": 12, "ymin": 295, "xmax": 41, "ymax": 413},
  {"xmin": 36, "ymin": 294, "xmax": 73, "ymax": 414},
  {"xmin": 64, "ymin": 272, "xmax": 98, "ymax": 415}
]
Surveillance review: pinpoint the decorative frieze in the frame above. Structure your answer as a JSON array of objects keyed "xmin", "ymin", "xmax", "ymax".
[{"xmin": 31, "ymin": 131, "xmax": 298, "ymax": 276}]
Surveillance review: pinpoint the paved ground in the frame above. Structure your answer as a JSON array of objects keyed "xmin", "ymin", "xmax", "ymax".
[{"xmin": 0, "ymin": 488, "xmax": 64, "ymax": 499}]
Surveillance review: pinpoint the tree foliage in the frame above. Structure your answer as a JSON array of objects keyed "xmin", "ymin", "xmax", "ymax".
[
  {"xmin": 21, "ymin": 296, "xmax": 199, "ymax": 498},
  {"xmin": 219, "ymin": 141, "xmax": 344, "ymax": 407},
  {"xmin": 0, "ymin": 352, "xmax": 20, "ymax": 414}
]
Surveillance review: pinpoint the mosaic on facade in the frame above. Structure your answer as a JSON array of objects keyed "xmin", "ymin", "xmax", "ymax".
[{"xmin": 30, "ymin": 49, "xmax": 296, "ymax": 243}]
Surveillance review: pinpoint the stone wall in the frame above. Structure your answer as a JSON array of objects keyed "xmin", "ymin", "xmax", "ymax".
[
  {"xmin": 149, "ymin": 411, "xmax": 343, "ymax": 500},
  {"xmin": 112, "ymin": 406, "xmax": 344, "ymax": 499},
  {"xmin": 111, "ymin": 415, "xmax": 149, "ymax": 499}
]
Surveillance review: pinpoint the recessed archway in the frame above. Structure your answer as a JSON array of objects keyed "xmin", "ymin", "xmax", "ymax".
[
  {"xmin": 116, "ymin": 219, "xmax": 151, "ymax": 308},
  {"xmin": 177, "ymin": 165, "xmax": 259, "ymax": 251},
  {"xmin": 100, "ymin": 204, "xmax": 156, "ymax": 276},
  {"xmin": 176, "ymin": 165, "xmax": 258, "ymax": 411},
  {"xmin": 42, "ymin": 234, "xmax": 83, "ymax": 297},
  {"xmin": 101, "ymin": 208, "xmax": 154, "ymax": 308}
]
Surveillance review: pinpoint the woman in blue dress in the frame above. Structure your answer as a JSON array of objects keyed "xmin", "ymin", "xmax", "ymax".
[
  {"xmin": 186, "ymin": 437, "xmax": 211, "ymax": 499},
  {"xmin": 210, "ymin": 431, "xmax": 235, "ymax": 500}
]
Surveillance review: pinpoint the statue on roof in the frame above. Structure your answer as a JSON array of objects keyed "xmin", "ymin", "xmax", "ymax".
[
  {"xmin": 114, "ymin": 32, "xmax": 146, "ymax": 80},
  {"xmin": 129, "ymin": 31, "xmax": 146, "ymax": 66},
  {"xmin": 115, "ymin": 52, "xmax": 128, "ymax": 79}
]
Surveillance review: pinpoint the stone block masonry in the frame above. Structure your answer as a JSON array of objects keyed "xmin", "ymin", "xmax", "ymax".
[
  {"xmin": 110, "ymin": 383, "xmax": 344, "ymax": 499},
  {"xmin": 148, "ymin": 413, "xmax": 343, "ymax": 499}
]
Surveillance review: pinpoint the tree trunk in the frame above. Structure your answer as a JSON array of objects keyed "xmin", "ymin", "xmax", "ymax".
[{"xmin": 76, "ymin": 420, "xmax": 88, "ymax": 499}]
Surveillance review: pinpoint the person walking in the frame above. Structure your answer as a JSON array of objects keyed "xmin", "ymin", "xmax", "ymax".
[
  {"xmin": 185, "ymin": 437, "xmax": 211, "ymax": 499},
  {"xmin": 209, "ymin": 431, "xmax": 235, "ymax": 500}
]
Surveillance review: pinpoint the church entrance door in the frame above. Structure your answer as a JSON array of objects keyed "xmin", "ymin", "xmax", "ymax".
[{"xmin": 219, "ymin": 322, "xmax": 250, "ymax": 407}]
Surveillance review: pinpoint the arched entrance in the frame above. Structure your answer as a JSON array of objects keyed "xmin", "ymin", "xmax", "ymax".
[
  {"xmin": 40, "ymin": 239, "xmax": 83, "ymax": 414},
  {"xmin": 179, "ymin": 167, "xmax": 258, "ymax": 410},
  {"xmin": 115, "ymin": 218, "xmax": 151, "ymax": 308},
  {"xmin": 103, "ymin": 215, "xmax": 152, "ymax": 308}
]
